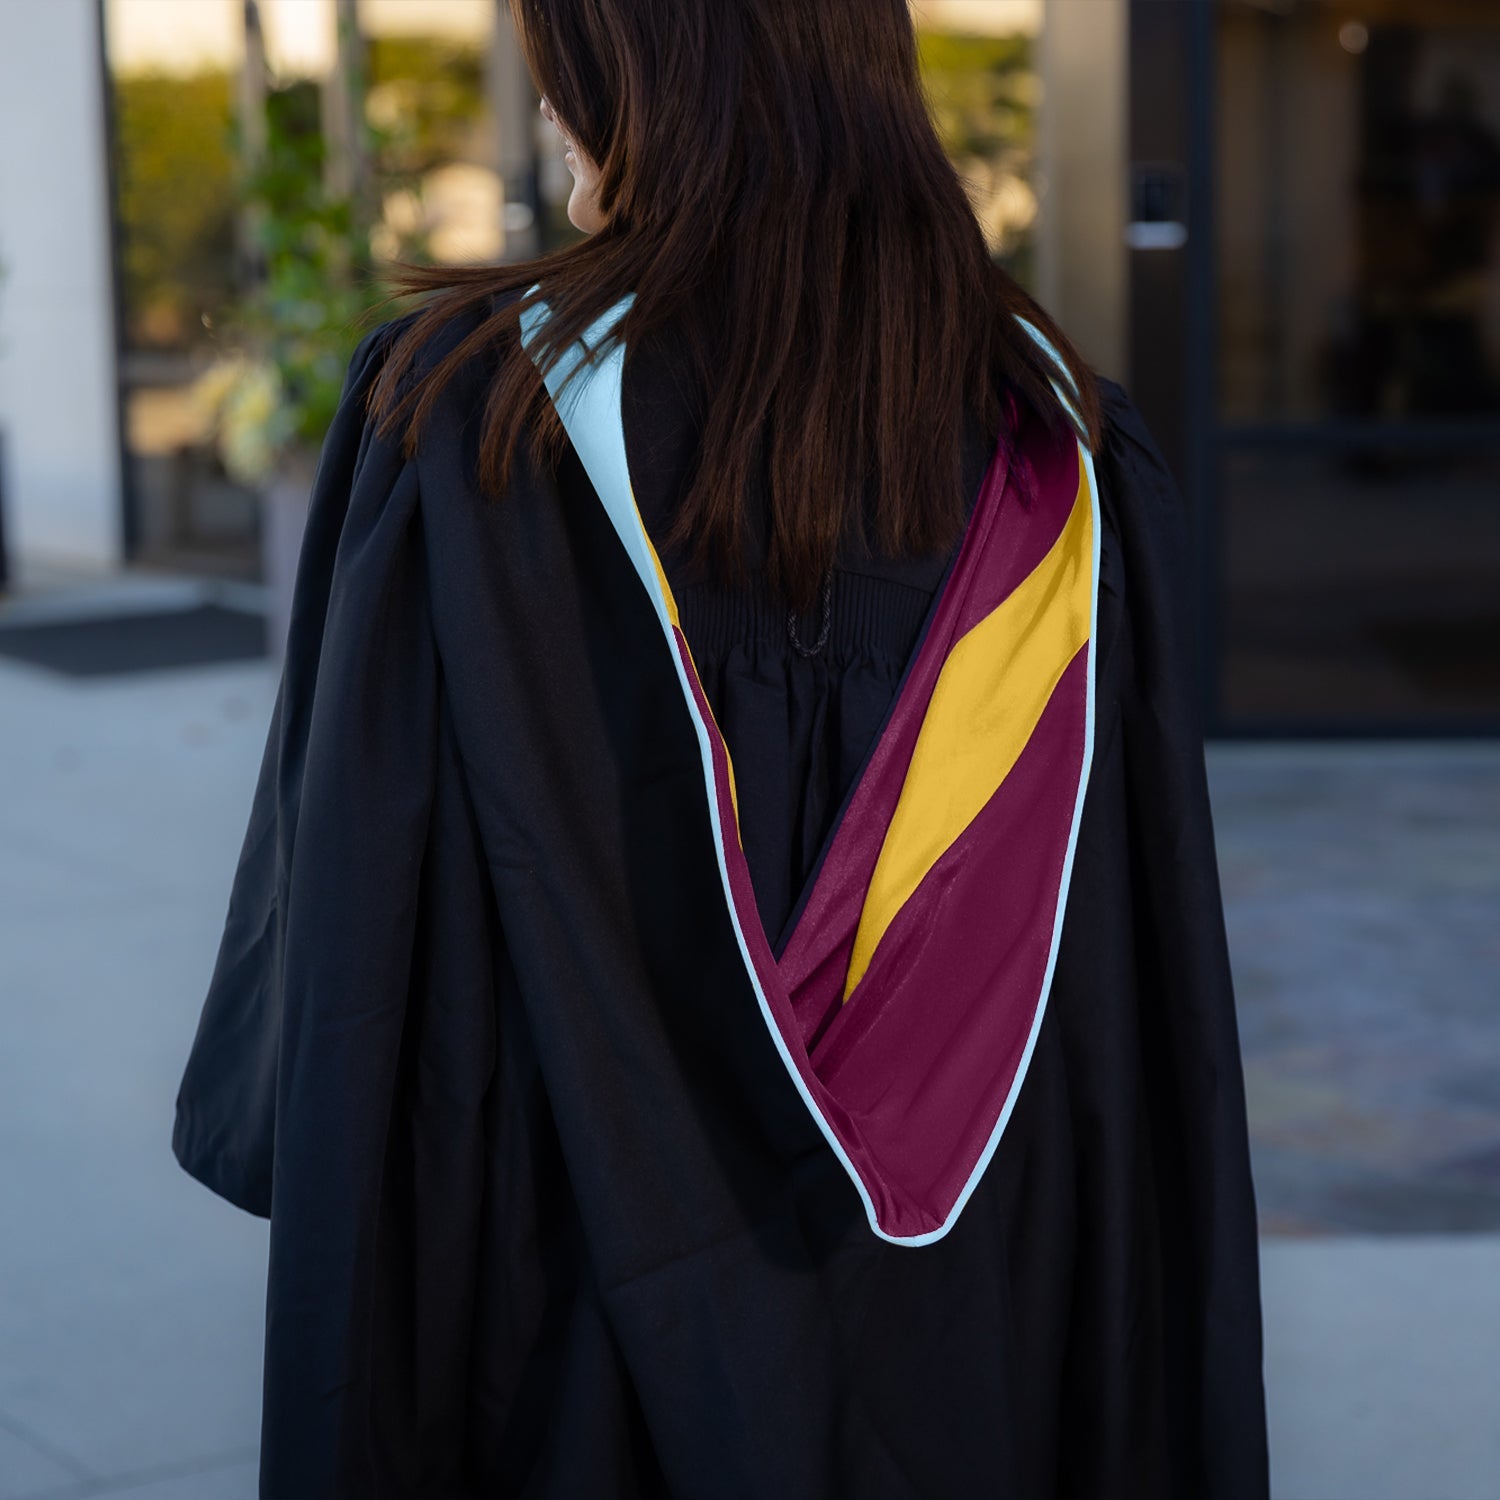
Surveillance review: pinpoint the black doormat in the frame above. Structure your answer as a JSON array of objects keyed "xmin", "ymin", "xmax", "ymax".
[{"xmin": 0, "ymin": 602, "xmax": 268, "ymax": 678}]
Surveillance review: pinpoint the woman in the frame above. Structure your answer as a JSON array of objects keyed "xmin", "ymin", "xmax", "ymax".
[{"xmin": 172, "ymin": 1, "xmax": 1269, "ymax": 1495}]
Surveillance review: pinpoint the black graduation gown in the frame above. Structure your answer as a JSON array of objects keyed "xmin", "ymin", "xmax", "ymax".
[{"xmin": 171, "ymin": 300, "xmax": 1269, "ymax": 1499}]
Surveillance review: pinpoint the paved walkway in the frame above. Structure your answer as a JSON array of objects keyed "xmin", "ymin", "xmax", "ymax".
[
  {"xmin": 0, "ymin": 651, "xmax": 271, "ymax": 1498},
  {"xmin": 1, "ymin": 599, "xmax": 1497, "ymax": 1497},
  {"xmin": 1209, "ymin": 742, "xmax": 1500, "ymax": 1235}
]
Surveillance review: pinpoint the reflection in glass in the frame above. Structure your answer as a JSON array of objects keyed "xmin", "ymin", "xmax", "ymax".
[
  {"xmin": 103, "ymin": 0, "xmax": 500, "ymax": 576},
  {"xmin": 1221, "ymin": 445, "xmax": 1500, "ymax": 725},
  {"xmin": 1214, "ymin": 1, "xmax": 1500, "ymax": 730},
  {"xmin": 911, "ymin": 0, "xmax": 1042, "ymax": 282},
  {"xmin": 1217, "ymin": 0, "xmax": 1500, "ymax": 423}
]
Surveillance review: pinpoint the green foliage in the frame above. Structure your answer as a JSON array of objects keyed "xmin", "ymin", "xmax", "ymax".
[
  {"xmin": 119, "ymin": 30, "xmax": 490, "ymax": 481},
  {"xmin": 366, "ymin": 36, "xmax": 487, "ymax": 178},
  {"xmin": 112, "ymin": 70, "xmax": 238, "ymax": 348},
  {"xmin": 232, "ymin": 79, "xmax": 372, "ymax": 453},
  {"xmin": 214, "ymin": 65, "xmax": 431, "ymax": 472},
  {"xmin": 916, "ymin": 26, "xmax": 1039, "ymax": 277},
  {"xmin": 916, "ymin": 29, "xmax": 1035, "ymax": 163}
]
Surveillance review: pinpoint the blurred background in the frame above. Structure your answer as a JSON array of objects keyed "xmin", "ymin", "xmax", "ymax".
[{"xmin": 0, "ymin": 1, "xmax": 1496, "ymax": 1496}]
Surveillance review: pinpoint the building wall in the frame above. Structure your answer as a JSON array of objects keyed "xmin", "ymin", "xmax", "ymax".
[
  {"xmin": 0, "ymin": 0, "xmax": 124, "ymax": 579},
  {"xmin": 1037, "ymin": 0, "xmax": 1128, "ymax": 384}
]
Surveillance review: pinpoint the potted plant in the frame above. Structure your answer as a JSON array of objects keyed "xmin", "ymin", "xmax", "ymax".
[{"xmin": 192, "ymin": 65, "xmax": 429, "ymax": 660}]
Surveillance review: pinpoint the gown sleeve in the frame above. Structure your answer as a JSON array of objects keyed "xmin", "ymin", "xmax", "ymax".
[
  {"xmin": 1097, "ymin": 376, "xmax": 1270, "ymax": 1494},
  {"xmin": 170, "ymin": 314, "xmax": 435, "ymax": 1219}
]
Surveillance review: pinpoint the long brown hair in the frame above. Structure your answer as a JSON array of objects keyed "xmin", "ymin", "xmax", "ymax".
[{"xmin": 364, "ymin": 0, "xmax": 1104, "ymax": 612}]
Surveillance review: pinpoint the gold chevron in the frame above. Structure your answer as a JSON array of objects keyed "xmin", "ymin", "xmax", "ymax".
[{"xmin": 841, "ymin": 448, "xmax": 1095, "ymax": 1002}]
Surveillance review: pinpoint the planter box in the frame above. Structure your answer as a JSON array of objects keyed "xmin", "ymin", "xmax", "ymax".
[{"xmin": 260, "ymin": 456, "xmax": 317, "ymax": 664}]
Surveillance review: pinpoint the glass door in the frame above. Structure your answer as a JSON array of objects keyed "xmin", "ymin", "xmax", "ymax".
[{"xmin": 1213, "ymin": 0, "xmax": 1500, "ymax": 732}]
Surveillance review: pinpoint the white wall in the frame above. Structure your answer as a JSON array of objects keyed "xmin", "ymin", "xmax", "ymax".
[{"xmin": 0, "ymin": 0, "xmax": 124, "ymax": 579}]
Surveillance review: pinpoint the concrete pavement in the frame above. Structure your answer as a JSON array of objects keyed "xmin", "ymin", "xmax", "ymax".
[{"xmin": 1, "ymin": 603, "xmax": 1497, "ymax": 1498}]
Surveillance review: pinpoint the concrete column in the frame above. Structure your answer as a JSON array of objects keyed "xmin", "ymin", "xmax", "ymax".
[
  {"xmin": 490, "ymin": 0, "xmax": 539, "ymax": 260},
  {"xmin": 1036, "ymin": 0, "xmax": 1129, "ymax": 383},
  {"xmin": 0, "ymin": 0, "xmax": 125, "ymax": 581}
]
